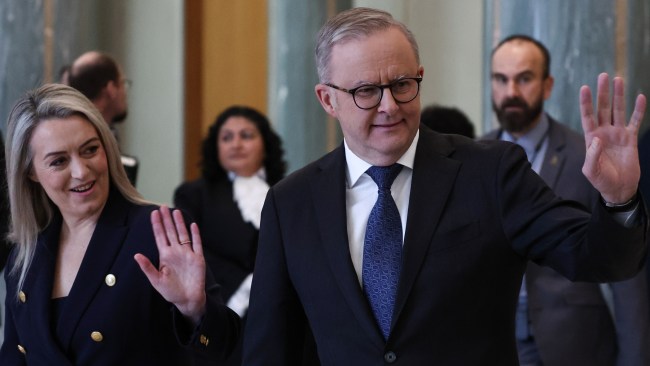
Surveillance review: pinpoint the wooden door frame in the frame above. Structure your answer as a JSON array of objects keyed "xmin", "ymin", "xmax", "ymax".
[{"xmin": 183, "ymin": 0, "xmax": 204, "ymax": 180}]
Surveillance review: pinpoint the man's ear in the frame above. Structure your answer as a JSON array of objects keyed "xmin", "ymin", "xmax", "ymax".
[
  {"xmin": 104, "ymin": 80, "xmax": 118, "ymax": 99},
  {"xmin": 543, "ymin": 75, "xmax": 554, "ymax": 100},
  {"xmin": 315, "ymin": 84, "xmax": 338, "ymax": 118}
]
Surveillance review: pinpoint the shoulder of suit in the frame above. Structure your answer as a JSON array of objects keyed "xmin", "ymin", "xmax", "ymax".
[
  {"xmin": 104, "ymin": 190, "xmax": 157, "ymax": 228},
  {"xmin": 174, "ymin": 177, "xmax": 212, "ymax": 194},
  {"xmin": 547, "ymin": 118, "xmax": 585, "ymax": 153}
]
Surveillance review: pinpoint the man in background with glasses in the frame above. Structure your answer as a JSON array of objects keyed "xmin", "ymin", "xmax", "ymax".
[
  {"xmin": 67, "ymin": 51, "xmax": 139, "ymax": 186},
  {"xmin": 244, "ymin": 7, "xmax": 648, "ymax": 365}
]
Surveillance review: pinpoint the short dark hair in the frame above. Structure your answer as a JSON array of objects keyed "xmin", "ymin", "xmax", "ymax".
[
  {"xmin": 492, "ymin": 35, "xmax": 551, "ymax": 79},
  {"xmin": 201, "ymin": 106, "xmax": 287, "ymax": 185},
  {"xmin": 68, "ymin": 53, "xmax": 119, "ymax": 100},
  {"xmin": 420, "ymin": 105, "xmax": 475, "ymax": 139}
]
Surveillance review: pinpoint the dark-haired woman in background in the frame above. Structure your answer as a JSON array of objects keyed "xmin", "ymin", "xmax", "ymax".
[{"xmin": 174, "ymin": 105, "xmax": 286, "ymax": 365}]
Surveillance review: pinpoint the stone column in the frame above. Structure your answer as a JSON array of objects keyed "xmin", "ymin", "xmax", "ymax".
[{"xmin": 267, "ymin": 0, "xmax": 350, "ymax": 172}]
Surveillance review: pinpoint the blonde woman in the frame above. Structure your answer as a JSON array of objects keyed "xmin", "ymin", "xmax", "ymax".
[{"xmin": 0, "ymin": 84, "xmax": 239, "ymax": 365}]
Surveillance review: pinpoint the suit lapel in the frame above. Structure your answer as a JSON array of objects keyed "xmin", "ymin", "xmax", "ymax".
[
  {"xmin": 23, "ymin": 214, "xmax": 73, "ymax": 363},
  {"xmin": 392, "ymin": 129, "xmax": 461, "ymax": 329},
  {"xmin": 538, "ymin": 119, "xmax": 566, "ymax": 186},
  {"xmin": 310, "ymin": 146, "xmax": 384, "ymax": 344},
  {"xmin": 57, "ymin": 190, "xmax": 130, "ymax": 350}
]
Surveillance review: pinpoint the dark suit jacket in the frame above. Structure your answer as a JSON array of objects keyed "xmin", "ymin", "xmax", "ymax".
[
  {"xmin": 0, "ymin": 189, "xmax": 240, "ymax": 365},
  {"xmin": 243, "ymin": 127, "xmax": 648, "ymax": 366},
  {"xmin": 485, "ymin": 117, "xmax": 650, "ymax": 366},
  {"xmin": 174, "ymin": 177, "xmax": 259, "ymax": 366},
  {"xmin": 174, "ymin": 177, "xmax": 258, "ymax": 302}
]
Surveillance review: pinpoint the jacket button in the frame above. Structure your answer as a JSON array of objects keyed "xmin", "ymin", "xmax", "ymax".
[
  {"xmin": 384, "ymin": 351, "xmax": 397, "ymax": 363},
  {"xmin": 91, "ymin": 331, "xmax": 104, "ymax": 342},
  {"xmin": 19, "ymin": 291, "xmax": 26, "ymax": 303},
  {"xmin": 17, "ymin": 344, "xmax": 26, "ymax": 354},
  {"xmin": 199, "ymin": 334, "xmax": 209, "ymax": 346},
  {"xmin": 105, "ymin": 274, "xmax": 116, "ymax": 287}
]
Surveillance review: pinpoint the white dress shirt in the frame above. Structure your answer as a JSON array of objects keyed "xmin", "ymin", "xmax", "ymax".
[{"xmin": 345, "ymin": 131, "xmax": 419, "ymax": 285}]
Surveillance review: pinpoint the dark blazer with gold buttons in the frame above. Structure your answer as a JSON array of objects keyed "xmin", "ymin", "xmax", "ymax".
[{"xmin": 0, "ymin": 188, "xmax": 241, "ymax": 365}]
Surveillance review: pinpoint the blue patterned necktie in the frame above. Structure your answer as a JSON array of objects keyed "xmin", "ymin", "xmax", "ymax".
[{"xmin": 363, "ymin": 164, "xmax": 403, "ymax": 340}]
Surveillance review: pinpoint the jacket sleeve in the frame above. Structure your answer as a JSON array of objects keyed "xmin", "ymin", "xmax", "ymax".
[
  {"xmin": 172, "ymin": 284, "xmax": 242, "ymax": 361},
  {"xmin": 169, "ymin": 208, "xmax": 242, "ymax": 361},
  {"xmin": 498, "ymin": 143, "xmax": 648, "ymax": 282},
  {"xmin": 242, "ymin": 189, "xmax": 314, "ymax": 365},
  {"xmin": 609, "ymin": 271, "xmax": 650, "ymax": 366}
]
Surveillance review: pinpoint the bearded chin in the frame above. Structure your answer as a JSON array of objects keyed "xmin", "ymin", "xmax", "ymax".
[
  {"xmin": 500, "ymin": 111, "xmax": 530, "ymax": 133},
  {"xmin": 493, "ymin": 99, "xmax": 544, "ymax": 134}
]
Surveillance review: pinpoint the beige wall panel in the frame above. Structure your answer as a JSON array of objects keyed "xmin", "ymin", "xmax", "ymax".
[{"xmin": 201, "ymin": 0, "xmax": 268, "ymax": 134}]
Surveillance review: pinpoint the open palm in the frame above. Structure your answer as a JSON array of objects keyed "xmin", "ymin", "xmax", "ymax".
[
  {"xmin": 135, "ymin": 206, "xmax": 207, "ymax": 325},
  {"xmin": 580, "ymin": 73, "xmax": 647, "ymax": 204}
]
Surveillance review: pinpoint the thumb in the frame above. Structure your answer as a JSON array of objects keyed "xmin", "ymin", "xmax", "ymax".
[
  {"xmin": 582, "ymin": 136, "xmax": 602, "ymax": 180},
  {"xmin": 134, "ymin": 253, "xmax": 160, "ymax": 288}
]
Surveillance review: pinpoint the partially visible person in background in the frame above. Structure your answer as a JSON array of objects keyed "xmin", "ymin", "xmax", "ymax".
[
  {"xmin": 58, "ymin": 64, "xmax": 71, "ymax": 85},
  {"xmin": 484, "ymin": 34, "xmax": 650, "ymax": 366},
  {"xmin": 67, "ymin": 51, "xmax": 139, "ymax": 186},
  {"xmin": 174, "ymin": 105, "xmax": 286, "ymax": 366},
  {"xmin": 420, "ymin": 104, "xmax": 475, "ymax": 138},
  {"xmin": 0, "ymin": 84, "xmax": 240, "ymax": 364}
]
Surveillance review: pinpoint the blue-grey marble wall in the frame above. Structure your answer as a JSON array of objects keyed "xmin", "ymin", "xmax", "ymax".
[
  {"xmin": 0, "ymin": 1, "xmax": 44, "ymax": 134},
  {"xmin": 628, "ymin": 1, "xmax": 650, "ymax": 112},
  {"xmin": 484, "ymin": 0, "xmax": 650, "ymax": 135},
  {"xmin": 267, "ymin": 0, "xmax": 349, "ymax": 172},
  {"xmin": 0, "ymin": 0, "xmax": 98, "ymax": 134}
]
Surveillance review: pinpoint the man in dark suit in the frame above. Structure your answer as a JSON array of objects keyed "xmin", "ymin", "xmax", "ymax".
[
  {"xmin": 484, "ymin": 35, "xmax": 650, "ymax": 366},
  {"xmin": 243, "ymin": 8, "xmax": 648, "ymax": 365},
  {"xmin": 67, "ymin": 51, "xmax": 139, "ymax": 186}
]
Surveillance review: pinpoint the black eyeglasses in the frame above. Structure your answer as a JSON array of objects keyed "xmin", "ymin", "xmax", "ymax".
[{"xmin": 325, "ymin": 77, "xmax": 422, "ymax": 110}]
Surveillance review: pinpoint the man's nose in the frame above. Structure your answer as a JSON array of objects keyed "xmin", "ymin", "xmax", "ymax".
[
  {"xmin": 506, "ymin": 80, "xmax": 521, "ymax": 98},
  {"xmin": 377, "ymin": 87, "xmax": 399, "ymax": 114}
]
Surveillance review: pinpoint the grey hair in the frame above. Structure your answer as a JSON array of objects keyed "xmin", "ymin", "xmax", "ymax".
[
  {"xmin": 4, "ymin": 83, "xmax": 148, "ymax": 294},
  {"xmin": 315, "ymin": 7, "xmax": 420, "ymax": 83}
]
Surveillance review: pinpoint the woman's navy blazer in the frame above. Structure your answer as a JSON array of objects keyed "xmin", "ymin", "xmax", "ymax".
[{"xmin": 0, "ymin": 188, "xmax": 240, "ymax": 365}]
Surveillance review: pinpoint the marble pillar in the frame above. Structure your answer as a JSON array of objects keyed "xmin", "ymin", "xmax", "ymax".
[
  {"xmin": 0, "ymin": 0, "xmax": 98, "ymax": 134},
  {"xmin": 267, "ymin": 0, "xmax": 349, "ymax": 173}
]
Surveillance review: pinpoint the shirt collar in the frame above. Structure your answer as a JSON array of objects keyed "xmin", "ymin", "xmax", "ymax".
[
  {"xmin": 227, "ymin": 167, "xmax": 267, "ymax": 182},
  {"xmin": 500, "ymin": 113, "xmax": 549, "ymax": 157},
  {"xmin": 344, "ymin": 130, "xmax": 419, "ymax": 188}
]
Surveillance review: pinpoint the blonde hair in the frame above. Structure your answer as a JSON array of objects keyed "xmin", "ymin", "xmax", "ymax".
[{"xmin": 5, "ymin": 83, "xmax": 148, "ymax": 293}]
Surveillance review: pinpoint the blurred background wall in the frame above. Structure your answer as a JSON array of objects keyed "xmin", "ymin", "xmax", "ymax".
[
  {"xmin": 1, "ymin": 0, "xmax": 649, "ymax": 204},
  {"xmin": 483, "ymin": 0, "xmax": 650, "ymax": 134}
]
